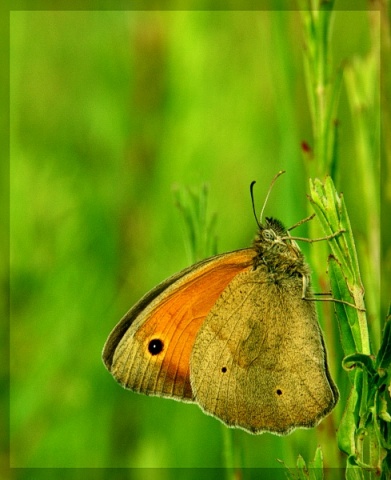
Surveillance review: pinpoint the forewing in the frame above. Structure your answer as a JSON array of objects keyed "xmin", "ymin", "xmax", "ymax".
[{"xmin": 102, "ymin": 249, "xmax": 254, "ymax": 401}]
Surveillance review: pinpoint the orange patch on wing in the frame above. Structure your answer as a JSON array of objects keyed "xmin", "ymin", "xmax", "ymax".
[{"xmin": 135, "ymin": 250, "xmax": 254, "ymax": 399}]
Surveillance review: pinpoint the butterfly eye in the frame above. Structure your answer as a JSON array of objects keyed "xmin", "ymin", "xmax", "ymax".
[{"xmin": 263, "ymin": 229, "xmax": 276, "ymax": 241}]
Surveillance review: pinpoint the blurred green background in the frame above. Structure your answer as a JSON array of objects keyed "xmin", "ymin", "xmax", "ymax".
[{"xmin": 9, "ymin": 7, "xmax": 382, "ymax": 478}]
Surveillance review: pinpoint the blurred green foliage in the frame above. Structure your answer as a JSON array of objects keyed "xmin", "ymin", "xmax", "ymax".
[{"xmin": 9, "ymin": 7, "xmax": 382, "ymax": 479}]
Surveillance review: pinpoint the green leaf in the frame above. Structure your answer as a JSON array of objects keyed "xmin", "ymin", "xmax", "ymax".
[
  {"xmin": 286, "ymin": 449, "xmax": 325, "ymax": 480},
  {"xmin": 308, "ymin": 446, "xmax": 324, "ymax": 480},
  {"xmin": 338, "ymin": 191, "xmax": 363, "ymax": 288},
  {"xmin": 309, "ymin": 179, "xmax": 351, "ymax": 277},
  {"xmin": 296, "ymin": 454, "xmax": 309, "ymax": 480},
  {"xmin": 328, "ymin": 255, "xmax": 358, "ymax": 356},
  {"xmin": 323, "ymin": 176, "xmax": 341, "ymax": 231},
  {"xmin": 342, "ymin": 354, "xmax": 377, "ymax": 377},
  {"xmin": 346, "ymin": 456, "xmax": 365, "ymax": 480},
  {"xmin": 353, "ymin": 422, "xmax": 385, "ymax": 472},
  {"xmin": 377, "ymin": 386, "xmax": 391, "ymax": 424},
  {"xmin": 309, "ymin": 176, "xmax": 370, "ymax": 355},
  {"xmin": 357, "ymin": 369, "xmax": 370, "ymax": 425},
  {"xmin": 173, "ymin": 184, "xmax": 218, "ymax": 264},
  {"xmin": 376, "ymin": 318, "xmax": 391, "ymax": 370},
  {"xmin": 338, "ymin": 385, "xmax": 359, "ymax": 456}
]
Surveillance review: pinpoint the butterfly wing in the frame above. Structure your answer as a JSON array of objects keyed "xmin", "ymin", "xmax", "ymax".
[
  {"xmin": 102, "ymin": 249, "xmax": 255, "ymax": 401},
  {"xmin": 190, "ymin": 265, "xmax": 339, "ymax": 434}
]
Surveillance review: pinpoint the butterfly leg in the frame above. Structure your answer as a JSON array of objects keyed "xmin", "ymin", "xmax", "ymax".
[{"xmin": 301, "ymin": 276, "xmax": 365, "ymax": 311}]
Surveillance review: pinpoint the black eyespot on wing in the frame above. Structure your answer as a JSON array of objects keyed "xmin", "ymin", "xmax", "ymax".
[
  {"xmin": 276, "ymin": 388, "xmax": 283, "ymax": 396},
  {"xmin": 148, "ymin": 339, "xmax": 164, "ymax": 355},
  {"xmin": 221, "ymin": 367, "xmax": 227, "ymax": 373}
]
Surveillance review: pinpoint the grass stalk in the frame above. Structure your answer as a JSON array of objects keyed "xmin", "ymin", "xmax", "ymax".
[{"xmin": 297, "ymin": 2, "xmax": 387, "ymax": 479}]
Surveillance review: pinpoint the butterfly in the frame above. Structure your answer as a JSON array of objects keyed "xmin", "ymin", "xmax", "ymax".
[{"xmin": 102, "ymin": 171, "xmax": 339, "ymax": 435}]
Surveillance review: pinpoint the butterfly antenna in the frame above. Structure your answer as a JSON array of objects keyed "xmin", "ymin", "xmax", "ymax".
[
  {"xmin": 250, "ymin": 181, "xmax": 262, "ymax": 229},
  {"xmin": 259, "ymin": 170, "xmax": 286, "ymax": 223}
]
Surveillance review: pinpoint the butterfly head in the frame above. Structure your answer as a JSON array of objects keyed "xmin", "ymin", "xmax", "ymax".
[{"xmin": 253, "ymin": 217, "xmax": 304, "ymax": 271}]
